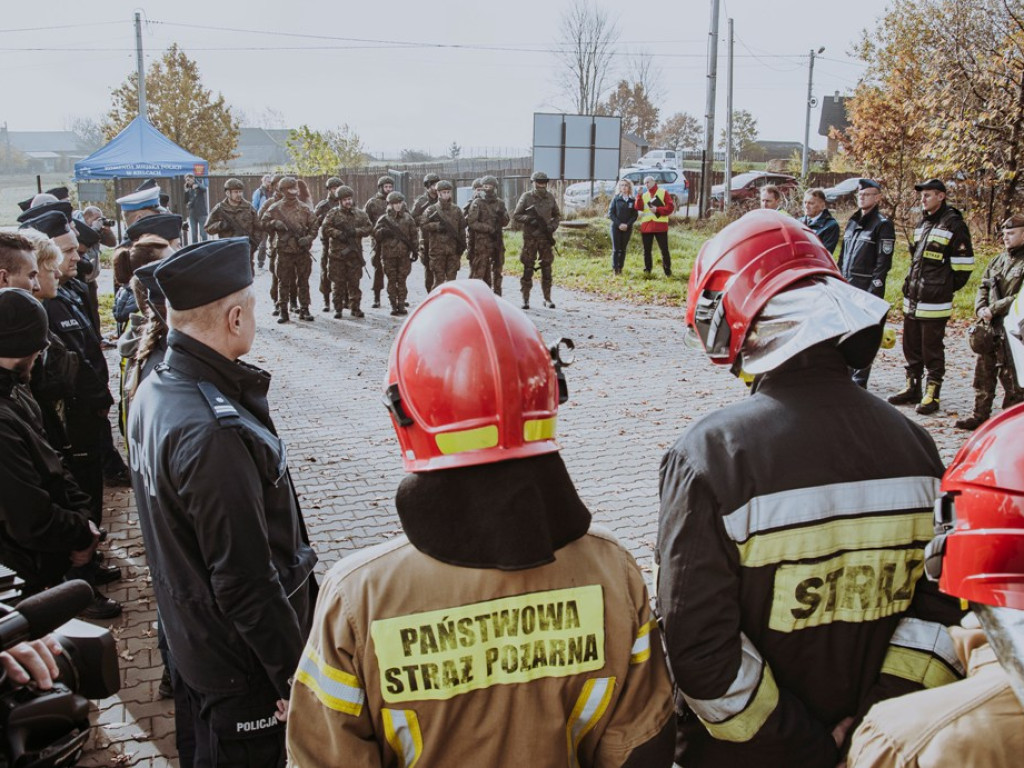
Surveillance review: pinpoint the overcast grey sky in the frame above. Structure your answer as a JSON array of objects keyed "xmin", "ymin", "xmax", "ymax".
[{"xmin": 1, "ymin": 0, "xmax": 892, "ymax": 155}]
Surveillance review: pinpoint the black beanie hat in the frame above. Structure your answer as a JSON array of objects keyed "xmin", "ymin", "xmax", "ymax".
[{"xmin": 0, "ymin": 288, "xmax": 49, "ymax": 357}]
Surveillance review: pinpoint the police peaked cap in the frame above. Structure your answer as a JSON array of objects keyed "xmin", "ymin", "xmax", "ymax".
[
  {"xmin": 126, "ymin": 214, "xmax": 183, "ymax": 243},
  {"xmin": 0, "ymin": 288, "xmax": 49, "ymax": 357},
  {"xmin": 73, "ymin": 219, "xmax": 101, "ymax": 248},
  {"xmin": 17, "ymin": 200, "xmax": 73, "ymax": 225},
  {"xmin": 45, "ymin": 186, "xmax": 70, "ymax": 200},
  {"xmin": 914, "ymin": 178, "xmax": 947, "ymax": 193},
  {"xmin": 858, "ymin": 179, "xmax": 881, "ymax": 191},
  {"xmin": 1003, "ymin": 214, "xmax": 1024, "ymax": 230},
  {"xmin": 19, "ymin": 211, "xmax": 71, "ymax": 239},
  {"xmin": 16, "ymin": 197, "xmax": 34, "ymax": 212},
  {"xmin": 117, "ymin": 185, "xmax": 161, "ymax": 211},
  {"xmin": 133, "ymin": 261, "xmax": 165, "ymax": 305},
  {"xmin": 154, "ymin": 237, "xmax": 253, "ymax": 311},
  {"xmin": 135, "ymin": 178, "xmax": 159, "ymax": 192}
]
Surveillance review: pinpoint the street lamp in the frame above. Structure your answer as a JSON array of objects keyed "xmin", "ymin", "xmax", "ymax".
[{"xmin": 801, "ymin": 46, "xmax": 825, "ymax": 180}]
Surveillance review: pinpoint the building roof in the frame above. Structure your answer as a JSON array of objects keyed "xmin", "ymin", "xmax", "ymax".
[
  {"xmin": 819, "ymin": 94, "xmax": 850, "ymax": 136},
  {"xmin": 7, "ymin": 131, "xmax": 83, "ymax": 153}
]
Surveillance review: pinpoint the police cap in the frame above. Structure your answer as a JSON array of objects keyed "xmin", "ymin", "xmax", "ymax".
[
  {"xmin": 133, "ymin": 261, "xmax": 165, "ymax": 305},
  {"xmin": 1002, "ymin": 214, "xmax": 1024, "ymax": 230},
  {"xmin": 18, "ymin": 211, "xmax": 71, "ymax": 239},
  {"xmin": 154, "ymin": 237, "xmax": 253, "ymax": 311},
  {"xmin": 73, "ymin": 219, "xmax": 101, "ymax": 248},
  {"xmin": 17, "ymin": 201, "xmax": 73, "ymax": 225},
  {"xmin": 858, "ymin": 179, "xmax": 881, "ymax": 191},
  {"xmin": 126, "ymin": 214, "xmax": 183, "ymax": 243},
  {"xmin": 914, "ymin": 178, "xmax": 947, "ymax": 193},
  {"xmin": 45, "ymin": 186, "xmax": 70, "ymax": 201},
  {"xmin": 0, "ymin": 288, "xmax": 49, "ymax": 357}
]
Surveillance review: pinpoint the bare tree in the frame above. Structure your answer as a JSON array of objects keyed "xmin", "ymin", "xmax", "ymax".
[
  {"xmin": 627, "ymin": 50, "xmax": 665, "ymax": 107},
  {"xmin": 555, "ymin": 0, "xmax": 620, "ymax": 114}
]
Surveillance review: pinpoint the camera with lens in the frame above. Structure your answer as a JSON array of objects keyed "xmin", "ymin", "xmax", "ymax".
[
  {"xmin": 0, "ymin": 583, "xmax": 121, "ymax": 768},
  {"xmin": 100, "ymin": 218, "xmax": 115, "ymax": 228}
]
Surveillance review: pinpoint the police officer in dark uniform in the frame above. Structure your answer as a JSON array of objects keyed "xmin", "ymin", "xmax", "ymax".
[
  {"xmin": 836, "ymin": 179, "xmax": 896, "ymax": 387},
  {"xmin": 128, "ymin": 238, "xmax": 318, "ymax": 768}
]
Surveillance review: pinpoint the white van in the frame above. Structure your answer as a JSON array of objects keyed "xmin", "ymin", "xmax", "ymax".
[{"xmin": 636, "ymin": 149, "xmax": 679, "ymax": 169}]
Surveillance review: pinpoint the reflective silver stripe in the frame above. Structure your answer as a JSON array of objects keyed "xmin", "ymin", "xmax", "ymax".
[
  {"xmin": 930, "ymin": 227, "xmax": 953, "ymax": 239},
  {"xmin": 295, "ymin": 647, "xmax": 366, "ymax": 715},
  {"xmin": 914, "ymin": 301, "xmax": 954, "ymax": 312},
  {"xmin": 722, "ymin": 476, "xmax": 941, "ymax": 543},
  {"xmin": 950, "ymin": 256, "xmax": 974, "ymax": 265},
  {"xmin": 383, "ymin": 709, "xmax": 422, "ymax": 768},
  {"xmin": 681, "ymin": 633, "xmax": 763, "ymax": 722},
  {"xmin": 890, "ymin": 617, "xmax": 965, "ymax": 675},
  {"xmin": 567, "ymin": 676, "xmax": 615, "ymax": 765}
]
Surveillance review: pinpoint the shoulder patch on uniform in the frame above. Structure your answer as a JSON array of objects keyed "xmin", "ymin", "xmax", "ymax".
[
  {"xmin": 197, "ymin": 380, "xmax": 240, "ymax": 421},
  {"xmin": 881, "ymin": 239, "xmax": 894, "ymax": 255}
]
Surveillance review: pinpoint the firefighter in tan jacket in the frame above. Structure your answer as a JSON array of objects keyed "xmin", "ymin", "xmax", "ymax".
[{"xmin": 286, "ymin": 280, "xmax": 674, "ymax": 767}]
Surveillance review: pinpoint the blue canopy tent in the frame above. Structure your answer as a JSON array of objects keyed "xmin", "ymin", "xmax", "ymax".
[{"xmin": 74, "ymin": 116, "xmax": 208, "ymax": 179}]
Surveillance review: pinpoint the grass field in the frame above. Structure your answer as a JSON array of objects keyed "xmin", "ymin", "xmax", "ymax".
[{"xmin": 504, "ymin": 217, "xmax": 996, "ymax": 321}]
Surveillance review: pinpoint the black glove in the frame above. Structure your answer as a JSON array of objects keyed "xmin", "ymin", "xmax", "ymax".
[{"xmin": 410, "ymin": 253, "xmax": 418, "ymax": 262}]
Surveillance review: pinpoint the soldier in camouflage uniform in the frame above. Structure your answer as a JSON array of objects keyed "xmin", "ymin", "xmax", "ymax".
[
  {"xmin": 513, "ymin": 171, "xmax": 561, "ymax": 310},
  {"xmin": 364, "ymin": 176, "xmax": 394, "ymax": 308},
  {"xmin": 322, "ymin": 186, "xmax": 373, "ymax": 319},
  {"xmin": 412, "ymin": 173, "xmax": 441, "ymax": 293},
  {"xmin": 373, "ymin": 191, "xmax": 419, "ymax": 316},
  {"xmin": 423, "ymin": 180, "xmax": 467, "ymax": 286},
  {"xmin": 955, "ymin": 213, "xmax": 1024, "ymax": 430},
  {"xmin": 466, "ymin": 175, "xmax": 509, "ymax": 294},
  {"xmin": 314, "ymin": 177, "xmax": 344, "ymax": 313},
  {"xmin": 204, "ymin": 178, "xmax": 260, "ymax": 272},
  {"xmin": 258, "ymin": 175, "xmax": 284, "ymax": 315},
  {"xmin": 260, "ymin": 177, "xmax": 318, "ymax": 323}
]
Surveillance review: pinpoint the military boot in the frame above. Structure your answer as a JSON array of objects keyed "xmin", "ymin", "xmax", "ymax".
[
  {"xmin": 916, "ymin": 381, "xmax": 942, "ymax": 415},
  {"xmin": 277, "ymin": 307, "xmax": 290, "ymax": 324},
  {"xmin": 954, "ymin": 414, "xmax": 987, "ymax": 431},
  {"xmin": 372, "ymin": 291, "xmax": 381, "ymax": 309},
  {"xmin": 1003, "ymin": 389, "xmax": 1024, "ymax": 410},
  {"xmin": 887, "ymin": 376, "xmax": 921, "ymax": 405},
  {"xmin": 299, "ymin": 308, "xmax": 314, "ymax": 321}
]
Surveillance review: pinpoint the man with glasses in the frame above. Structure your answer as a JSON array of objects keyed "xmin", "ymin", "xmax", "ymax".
[
  {"xmin": 953, "ymin": 214, "xmax": 1024, "ymax": 430},
  {"xmin": 837, "ymin": 179, "xmax": 895, "ymax": 387}
]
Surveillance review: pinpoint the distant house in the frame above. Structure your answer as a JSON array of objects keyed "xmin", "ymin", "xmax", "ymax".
[
  {"xmin": 4, "ymin": 130, "xmax": 86, "ymax": 173},
  {"xmin": 231, "ymin": 128, "xmax": 292, "ymax": 172},
  {"xmin": 819, "ymin": 93, "xmax": 850, "ymax": 157},
  {"xmin": 620, "ymin": 132, "xmax": 650, "ymax": 168}
]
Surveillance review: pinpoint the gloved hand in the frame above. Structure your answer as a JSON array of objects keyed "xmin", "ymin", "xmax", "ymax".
[
  {"xmin": 272, "ymin": 220, "xmax": 289, "ymax": 233},
  {"xmin": 298, "ymin": 236, "xmax": 314, "ymax": 248},
  {"xmin": 410, "ymin": 253, "xmax": 418, "ymax": 262}
]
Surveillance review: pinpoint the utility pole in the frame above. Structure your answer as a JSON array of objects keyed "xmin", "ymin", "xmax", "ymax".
[
  {"xmin": 724, "ymin": 18, "xmax": 734, "ymax": 212},
  {"xmin": 135, "ymin": 12, "xmax": 147, "ymax": 120},
  {"xmin": 700, "ymin": 0, "xmax": 720, "ymax": 218},
  {"xmin": 801, "ymin": 47, "xmax": 823, "ymax": 179}
]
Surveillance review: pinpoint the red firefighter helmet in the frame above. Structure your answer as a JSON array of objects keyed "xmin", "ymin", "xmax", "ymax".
[
  {"xmin": 384, "ymin": 280, "xmax": 560, "ymax": 472},
  {"xmin": 685, "ymin": 210, "xmax": 842, "ymax": 365},
  {"xmin": 925, "ymin": 403, "xmax": 1024, "ymax": 609}
]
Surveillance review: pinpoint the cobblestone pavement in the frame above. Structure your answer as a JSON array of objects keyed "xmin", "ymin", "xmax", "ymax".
[{"xmin": 81, "ymin": 255, "xmax": 982, "ymax": 766}]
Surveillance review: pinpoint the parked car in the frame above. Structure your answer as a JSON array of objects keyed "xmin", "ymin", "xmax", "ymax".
[
  {"xmin": 822, "ymin": 177, "xmax": 872, "ymax": 206},
  {"xmin": 563, "ymin": 179, "xmax": 618, "ymax": 213},
  {"xmin": 711, "ymin": 171, "xmax": 798, "ymax": 208},
  {"xmin": 562, "ymin": 168, "xmax": 689, "ymax": 213},
  {"xmin": 634, "ymin": 149, "xmax": 680, "ymax": 169},
  {"xmin": 621, "ymin": 168, "xmax": 689, "ymax": 208}
]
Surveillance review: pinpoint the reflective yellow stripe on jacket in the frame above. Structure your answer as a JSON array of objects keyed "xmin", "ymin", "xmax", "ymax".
[
  {"xmin": 566, "ymin": 677, "xmax": 615, "ymax": 767},
  {"xmin": 382, "ymin": 708, "xmax": 423, "ymax": 768},
  {"xmin": 638, "ymin": 190, "xmax": 669, "ymax": 226}
]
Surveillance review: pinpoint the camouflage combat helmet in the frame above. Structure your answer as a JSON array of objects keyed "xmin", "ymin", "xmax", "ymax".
[
  {"xmin": 531, "ymin": 171, "xmax": 550, "ymax": 183},
  {"xmin": 423, "ymin": 173, "xmax": 441, "ymax": 187},
  {"xmin": 270, "ymin": 174, "xmax": 284, "ymax": 186},
  {"xmin": 337, "ymin": 185, "xmax": 355, "ymax": 199},
  {"xmin": 472, "ymin": 178, "xmax": 483, "ymax": 189},
  {"xmin": 377, "ymin": 175, "xmax": 395, "ymax": 189},
  {"xmin": 278, "ymin": 176, "xmax": 298, "ymax": 190},
  {"xmin": 386, "ymin": 191, "xmax": 405, "ymax": 204},
  {"xmin": 481, "ymin": 175, "xmax": 499, "ymax": 188},
  {"xmin": 224, "ymin": 178, "xmax": 244, "ymax": 191},
  {"xmin": 435, "ymin": 180, "xmax": 454, "ymax": 191},
  {"xmin": 326, "ymin": 177, "xmax": 344, "ymax": 189}
]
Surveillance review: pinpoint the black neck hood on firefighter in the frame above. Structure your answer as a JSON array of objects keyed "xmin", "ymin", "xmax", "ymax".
[{"xmin": 395, "ymin": 452, "xmax": 592, "ymax": 571}]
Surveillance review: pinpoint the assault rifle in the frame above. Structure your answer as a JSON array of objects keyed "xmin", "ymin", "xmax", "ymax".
[
  {"xmin": 524, "ymin": 205, "xmax": 556, "ymax": 246},
  {"xmin": 429, "ymin": 209, "xmax": 467, "ymax": 255},
  {"xmin": 380, "ymin": 214, "xmax": 418, "ymax": 257}
]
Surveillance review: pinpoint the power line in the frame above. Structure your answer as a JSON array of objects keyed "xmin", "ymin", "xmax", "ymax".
[{"xmin": 0, "ymin": 20, "xmax": 123, "ymax": 34}]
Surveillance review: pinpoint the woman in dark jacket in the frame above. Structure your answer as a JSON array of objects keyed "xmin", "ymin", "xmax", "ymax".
[{"xmin": 608, "ymin": 179, "xmax": 638, "ymax": 274}]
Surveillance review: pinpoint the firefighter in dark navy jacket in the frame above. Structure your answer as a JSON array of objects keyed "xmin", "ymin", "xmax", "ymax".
[{"xmin": 128, "ymin": 237, "xmax": 317, "ymax": 768}]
